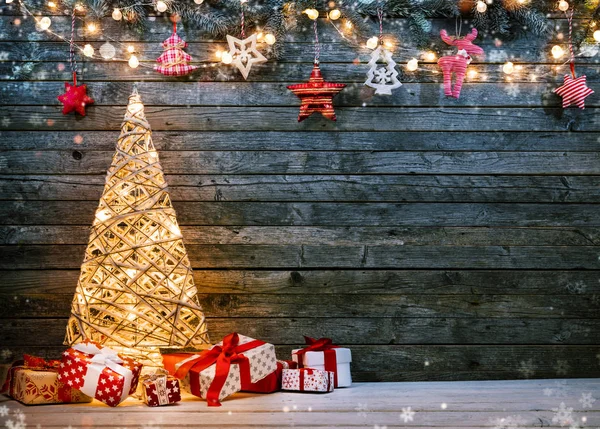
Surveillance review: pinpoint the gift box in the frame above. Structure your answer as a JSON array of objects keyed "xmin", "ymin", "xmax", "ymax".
[
  {"xmin": 292, "ymin": 336, "xmax": 352, "ymax": 387},
  {"xmin": 242, "ymin": 359, "xmax": 298, "ymax": 393},
  {"xmin": 163, "ymin": 332, "xmax": 277, "ymax": 406},
  {"xmin": 1, "ymin": 355, "xmax": 93, "ymax": 405},
  {"xmin": 141, "ymin": 371, "xmax": 181, "ymax": 407},
  {"xmin": 281, "ymin": 368, "xmax": 334, "ymax": 393},
  {"xmin": 59, "ymin": 341, "xmax": 143, "ymax": 407}
]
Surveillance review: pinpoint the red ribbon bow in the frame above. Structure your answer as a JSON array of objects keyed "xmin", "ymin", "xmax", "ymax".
[
  {"xmin": 294, "ymin": 336, "xmax": 340, "ymax": 387},
  {"xmin": 23, "ymin": 354, "xmax": 61, "ymax": 370},
  {"xmin": 173, "ymin": 333, "xmax": 264, "ymax": 407}
]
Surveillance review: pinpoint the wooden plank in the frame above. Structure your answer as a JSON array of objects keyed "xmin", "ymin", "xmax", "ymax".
[
  {"xmin": 3, "ymin": 175, "xmax": 600, "ymax": 203},
  {"xmin": 2, "ymin": 131, "xmax": 598, "ymax": 152},
  {"xmin": 1, "ymin": 201, "xmax": 599, "ymax": 227},
  {"xmin": 2, "ymin": 269, "xmax": 598, "ymax": 295},
  {"xmin": 0, "ymin": 345, "xmax": 598, "ymax": 381},
  {"xmin": 0, "ymin": 81, "xmax": 593, "ymax": 108},
  {"xmin": 3, "ymin": 151, "xmax": 600, "ymax": 175},
  {"xmin": 0, "ymin": 106, "xmax": 593, "ymax": 132},
  {"xmin": 3, "ymin": 225, "xmax": 600, "ymax": 246},
  {"xmin": 4, "ymin": 317, "xmax": 600, "ymax": 345},
  {"xmin": 0, "ymin": 291, "xmax": 597, "ymax": 318}
]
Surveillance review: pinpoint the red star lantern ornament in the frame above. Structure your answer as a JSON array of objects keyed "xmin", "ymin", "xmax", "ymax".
[
  {"xmin": 287, "ymin": 63, "xmax": 346, "ymax": 122},
  {"xmin": 553, "ymin": 74, "xmax": 594, "ymax": 109},
  {"xmin": 58, "ymin": 76, "xmax": 94, "ymax": 116}
]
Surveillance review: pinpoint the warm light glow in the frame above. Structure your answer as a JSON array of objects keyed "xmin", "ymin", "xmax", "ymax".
[
  {"xmin": 366, "ymin": 36, "xmax": 379, "ymax": 50},
  {"xmin": 38, "ymin": 17, "xmax": 51, "ymax": 30},
  {"xmin": 156, "ymin": 0, "xmax": 167, "ymax": 12},
  {"xmin": 303, "ymin": 8, "xmax": 319, "ymax": 20},
  {"xmin": 467, "ymin": 69, "xmax": 478, "ymax": 79},
  {"xmin": 112, "ymin": 8, "xmax": 122, "ymax": 20},
  {"xmin": 406, "ymin": 58, "xmax": 418, "ymax": 71},
  {"xmin": 345, "ymin": 20, "xmax": 352, "ymax": 29},
  {"xmin": 558, "ymin": 0, "xmax": 569, "ymax": 11},
  {"xmin": 502, "ymin": 61, "xmax": 514, "ymax": 74},
  {"xmin": 96, "ymin": 210, "xmax": 111, "ymax": 222},
  {"xmin": 425, "ymin": 51, "xmax": 436, "ymax": 61},
  {"xmin": 215, "ymin": 49, "xmax": 223, "ymax": 59},
  {"xmin": 194, "ymin": 0, "xmax": 204, "ymax": 4},
  {"xmin": 47, "ymin": 1, "xmax": 56, "ymax": 8},
  {"xmin": 86, "ymin": 22, "xmax": 97, "ymax": 33},
  {"xmin": 127, "ymin": 45, "xmax": 135, "ymax": 53},
  {"xmin": 221, "ymin": 51, "xmax": 233, "ymax": 64},
  {"xmin": 264, "ymin": 33, "xmax": 276, "ymax": 45},
  {"xmin": 6, "ymin": 0, "xmax": 13, "ymax": 3},
  {"xmin": 99, "ymin": 42, "xmax": 116, "ymax": 60},
  {"xmin": 476, "ymin": 1, "xmax": 487, "ymax": 12},
  {"xmin": 328, "ymin": 9, "xmax": 341, "ymax": 20},
  {"xmin": 594, "ymin": 30, "xmax": 600, "ymax": 42},
  {"xmin": 551, "ymin": 44, "xmax": 564, "ymax": 58},
  {"xmin": 128, "ymin": 55, "xmax": 139, "ymax": 68},
  {"xmin": 83, "ymin": 44, "xmax": 94, "ymax": 57}
]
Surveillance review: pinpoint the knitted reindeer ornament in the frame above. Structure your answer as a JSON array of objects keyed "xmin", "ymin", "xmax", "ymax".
[{"xmin": 438, "ymin": 28, "xmax": 484, "ymax": 99}]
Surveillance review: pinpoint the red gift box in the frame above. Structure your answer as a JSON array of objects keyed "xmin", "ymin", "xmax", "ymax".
[
  {"xmin": 141, "ymin": 372, "xmax": 181, "ymax": 407},
  {"xmin": 59, "ymin": 341, "xmax": 143, "ymax": 407},
  {"xmin": 281, "ymin": 367, "xmax": 334, "ymax": 393},
  {"xmin": 242, "ymin": 359, "xmax": 298, "ymax": 393}
]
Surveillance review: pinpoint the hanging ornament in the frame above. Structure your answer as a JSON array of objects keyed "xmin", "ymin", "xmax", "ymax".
[
  {"xmin": 57, "ymin": 8, "xmax": 94, "ymax": 116},
  {"xmin": 99, "ymin": 42, "xmax": 116, "ymax": 59},
  {"xmin": 437, "ymin": 28, "xmax": 484, "ymax": 98},
  {"xmin": 287, "ymin": 10, "xmax": 345, "ymax": 121},
  {"xmin": 363, "ymin": 5, "xmax": 401, "ymax": 96},
  {"xmin": 554, "ymin": 8, "xmax": 594, "ymax": 109},
  {"xmin": 155, "ymin": 18, "xmax": 198, "ymax": 76},
  {"xmin": 222, "ymin": 1, "xmax": 266, "ymax": 79}
]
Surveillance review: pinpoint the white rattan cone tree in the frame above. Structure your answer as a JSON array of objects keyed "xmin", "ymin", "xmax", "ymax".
[{"xmin": 65, "ymin": 88, "xmax": 209, "ymax": 364}]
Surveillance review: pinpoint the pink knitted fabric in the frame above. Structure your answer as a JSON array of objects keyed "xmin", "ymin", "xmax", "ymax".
[{"xmin": 437, "ymin": 28, "xmax": 484, "ymax": 98}]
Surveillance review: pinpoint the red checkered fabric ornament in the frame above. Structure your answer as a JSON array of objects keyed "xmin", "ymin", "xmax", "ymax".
[{"xmin": 155, "ymin": 31, "xmax": 198, "ymax": 77}]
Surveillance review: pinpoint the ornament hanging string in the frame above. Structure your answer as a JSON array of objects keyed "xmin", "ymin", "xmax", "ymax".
[
  {"xmin": 566, "ymin": 7, "xmax": 575, "ymax": 77},
  {"xmin": 313, "ymin": 3, "xmax": 320, "ymax": 64},
  {"xmin": 455, "ymin": 15, "xmax": 462, "ymax": 38},
  {"xmin": 377, "ymin": 2, "xmax": 383, "ymax": 45},
  {"xmin": 240, "ymin": 0, "xmax": 245, "ymax": 38},
  {"xmin": 69, "ymin": 7, "xmax": 78, "ymax": 85}
]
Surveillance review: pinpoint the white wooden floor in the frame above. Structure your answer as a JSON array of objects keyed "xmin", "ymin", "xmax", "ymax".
[{"xmin": 1, "ymin": 379, "xmax": 599, "ymax": 428}]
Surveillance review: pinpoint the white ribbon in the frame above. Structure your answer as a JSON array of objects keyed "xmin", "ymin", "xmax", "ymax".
[
  {"xmin": 72, "ymin": 342, "xmax": 134, "ymax": 404},
  {"xmin": 456, "ymin": 49, "xmax": 473, "ymax": 64}
]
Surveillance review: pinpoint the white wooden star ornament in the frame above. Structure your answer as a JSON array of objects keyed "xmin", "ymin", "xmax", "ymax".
[
  {"xmin": 226, "ymin": 33, "xmax": 267, "ymax": 79},
  {"xmin": 364, "ymin": 45, "xmax": 402, "ymax": 95}
]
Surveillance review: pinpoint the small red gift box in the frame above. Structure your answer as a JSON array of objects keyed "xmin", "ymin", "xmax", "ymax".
[
  {"xmin": 281, "ymin": 368, "xmax": 334, "ymax": 393},
  {"xmin": 59, "ymin": 341, "xmax": 143, "ymax": 407},
  {"xmin": 242, "ymin": 359, "xmax": 298, "ymax": 393},
  {"xmin": 141, "ymin": 372, "xmax": 181, "ymax": 407}
]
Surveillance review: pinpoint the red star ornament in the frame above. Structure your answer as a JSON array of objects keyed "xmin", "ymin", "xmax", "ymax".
[
  {"xmin": 287, "ymin": 63, "xmax": 346, "ymax": 122},
  {"xmin": 553, "ymin": 74, "xmax": 594, "ymax": 109},
  {"xmin": 58, "ymin": 81, "xmax": 94, "ymax": 116}
]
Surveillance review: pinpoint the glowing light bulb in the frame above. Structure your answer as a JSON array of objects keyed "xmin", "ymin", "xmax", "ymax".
[
  {"xmin": 156, "ymin": 0, "xmax": 167, "ymax": 12},
  {"xmin": 558, "ymin": 0, "xmax": 569, "ymax": 11},
  {"xmin": 406, "ymin": 58, "xmax": 418, "ymax": 71},
  {"xmin": 366, "ymin": 36, "xmax": 379, "ymax": 50},
  {"xmin": 264, "ymin": 33, "xmax": 276, "ymax": 45},
  {"xmin": 47, "ymin": 1, "xmax": 56, "ymax": 8},
  {"xmin": 112, "ymin": 8, "xmax": 122, "ymax": 20},
  {"xmin": 99, "ymin": 42, "xmax": 116, "ymax": 60},
  {"xmin": 303, "ymin": 8, "xmax": 319, "ymax": 20},
  {"xmin": 476, "ymin": 1, "xmax": 487, "ymax": 12},
  {"xmin": 345, "ymin": 20, "xmax": 352, "ymax": 29},
  {"xmin": 128, "ymin": 55, "xmax": 139, "ymax": 68},
  {"xmin": 38, "ymin": 17, "xmax": 51, "ymax": 30},
  {"xmin": 594, "ymin": 30, "xmax": 600, "ymax": 42},
  {"xmin": 86, "ymin": 22, "xmax": 97, "ymax": 33},
  {"xmin": 384, "ymin": 40, "xmax": 393, "ymax": 49},
  {"xmin": 83, "ymin": 44, "xmax": 94, "ymax": 57},
  {"xmin": 6, "ymin": 0, "xmax": 13, "ymax": 3},
  {"xmin": 215, "ymin": 49, "xmax": 223, "ymax": 59},
  {"xmin": 467, "ymin": 69, "xmax": 478, "ymax": 79},
  {"xmin": 328, "ymin": 9, "xmax": 341, "ymax": 20},
  {"xmin": 425, "ymin": 51, "xmax": 436, "ymax": 61},
  {"xmin": 127, "ymin": 45, "xmax": 135, "ymax": 53},
  {"xmin": 502, "ymin": 61, "xmax": 514, "ymax": 74},
  {"xmin": 551, "ymin": 45, "xmax": 564, "ymax": 58},
  {"xmin": 221, "ymin": 51, "xmax": 233, "ymax": 64},
  {"xmin": 96, "ymin": 210, "xmax": 111, "ymax": 221},
  {"xmin": 194, "ymin": 0, "xmax": 204, "ymax": 4}
]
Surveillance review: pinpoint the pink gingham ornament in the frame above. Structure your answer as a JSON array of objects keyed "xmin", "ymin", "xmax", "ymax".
[{"xmin": 155, "ymin": 32, "xmax": 198, "ymax": 77}]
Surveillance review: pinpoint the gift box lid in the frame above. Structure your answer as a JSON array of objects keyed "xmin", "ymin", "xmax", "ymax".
[{"xmin": 292, "ymin": 347, "xmax": 352, "ymax": 366}]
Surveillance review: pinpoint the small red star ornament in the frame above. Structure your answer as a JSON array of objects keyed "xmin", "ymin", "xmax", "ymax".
[
  {"xmin": 58, "ymin": 80, "xmax": 94, "ymax": 116},
  {"xmin": 287, "ymin": 63, "xmax": 346, "ymax": 122},
  {"xmin": 554, "ymin": 74, "xmax": 594, "ymax": 109}
]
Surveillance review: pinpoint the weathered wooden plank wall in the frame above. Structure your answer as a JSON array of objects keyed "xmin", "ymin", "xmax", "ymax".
[{"xmin": 0, "ymin": 7, "xmax": 599, "ymax": 381}]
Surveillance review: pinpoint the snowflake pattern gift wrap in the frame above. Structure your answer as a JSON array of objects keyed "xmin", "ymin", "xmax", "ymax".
[
  {"xmin": 292, "ymin": 336, "xmax": 352, "ymax": 388},
  {"xmin": 141, "ymin": 371, "xmax": 181, "ymax": 407},
  {"xmin": 281, "ymin": 368, "xmax": 334, "ymax": 393},
  {"xmin": 58, "ymin": 341, "xmax": 142, "ymax": 407},
  {"xmin": 242, "ymin": 359, "xmax": 298, "ymax": 393},
  {"xmin": 1, "ymin": 355, "xmax": 93, "ymax": 405},
  {"xmin": 163, "ymin": 332, "xmax": 277, "ymax": 406}
]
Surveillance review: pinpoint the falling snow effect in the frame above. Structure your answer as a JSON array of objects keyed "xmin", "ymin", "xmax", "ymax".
[
  {"xmin": 552, "ymin": 402, "xmax": 574, "ymax": 427},
  {"xmin": 554, "ymin": 360, "xmax": 570, "ymax": 376},
  {"xmin": 578, "ymin": 392, "xmax": 596, "ymax": 408},
  {"xmin": 355, "ymin": 403, "xmax": 370, "ymax": 417},
  {"xmin": 517, "ymin": 359, "xmax": 536, "ymax": 378},
  {"xmin": 4, "ymin": 411, "xmax": 26, "ymax": 429},
  {"xmin": 489, "ymin": 414, "xmax": 527, "ymax": 429},
  {"xmin": 0, "ymin": 407, "xmax": 8, "ymax": 418},
  {"xmin": 399, "ymin": 407, "xmax": 415, "ymax": 423},
  {"xmin": 0, "ymin": 349, "xmax": 12, "ymax": 361}
]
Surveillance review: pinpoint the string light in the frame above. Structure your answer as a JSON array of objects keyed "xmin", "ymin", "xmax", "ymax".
[
  {"xmin": 551, "ymin": 44, "xmax": 564, "ymax": 58},
  {"xmin": 476, "ymin": 1, "xmax": 487, "ymax": 12},
  {"xmin": 406, "ymin": 58, "xmax": 418, "ymax": 71},
  {"xmin": 83, "ymin": 43, "xmax": 94, "ymax": 57},
  {"xmin": 594, "ymin": 30, "xmax": 600, "ymax": 42},
  {"xmin": 345, "ymin": 20, "xmax": 352, "ymax": 29},
  {"xmin": 47, "ymin": 1, "xmax": 56, "ymax": 7},
  {"xmin": 328, "ymin": 9, "xmax": 341, "ymax": 20},
  {"xmin": 194, "ymin": 0, "xmax": 204, "ymax": 3},
  {"xmin": 128, "ymin": 54, "xmax": 139, "ymax": 68},
  {"xmin": 127, "ymin": 45, "xmax": 135, "ymax": 53},
  {"xmin": 558, "ymin": 0, "xmax": 569, "ymax": 11},
  {"xmin": 86, "ymin": 22, "xmax": 97, "ymax": 33},
  {"xmin": 99, "ymin": 42, "xmax": 116, "ymax": 59},
  {"xmin": 366, "ymin": 36, "xmax": 379, "ymax": 50},
  {"xmin": 502, "ymin": 61, "xmax": 514, "ymax": 74},
  {"xmin": 303, "ymin": 8, "xmax": 319, "ymax": 20},
  {"xmin": 384, "ymin": 40, "xmax": 393, "ymax": 49},
  {"xmin": 467, "ymin": 69, "xmax": 478, "ymax": 79},
  {"xmin": 264, "ymin": 33, "xmax": 276, "ymax": 45},
  {"xmin": 215, "ymin": 49, "xmax": 223, "ymax": 59},
  {"xmin": 221, "ymin": 51, "xmax": 233, "ymax": 64},
  {"xmin": 424, "ymin": 51, "xmax": 436, "ymax": 61},
  {"xmin": 38, "ymin": 17, "xmax": 51, "ymax": 30},
  {"xmin": 112, "ymin": 8, "xmax": 122, "ymax": 20},
  {"xmin": 156, "ymin": 0, "xmax": 167, "ymax": 12},
  {"xmin": 6, "ymin": 0, "xmax": 13, "ymax": 3}
]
